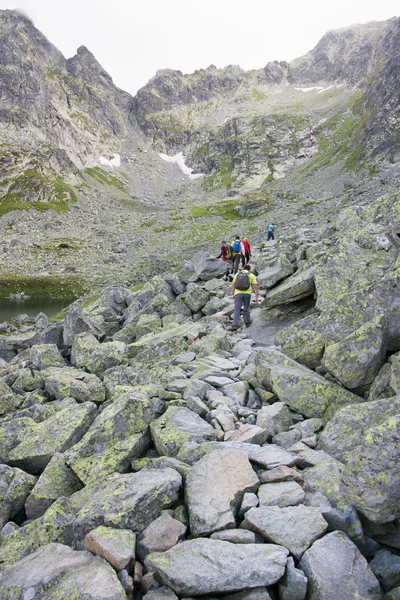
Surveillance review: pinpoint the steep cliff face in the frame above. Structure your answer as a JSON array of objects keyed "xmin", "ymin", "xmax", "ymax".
[{"xmin": 0, "ymin": 9, "xmax": 140, "ymax": 213}]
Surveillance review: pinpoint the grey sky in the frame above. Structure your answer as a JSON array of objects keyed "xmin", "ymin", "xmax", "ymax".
[{"xmin": 2, "ymin": 0, "xmax": 399, "ymax": 95}]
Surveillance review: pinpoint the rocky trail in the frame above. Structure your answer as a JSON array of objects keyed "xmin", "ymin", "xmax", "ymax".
[{"xmin": 0, "ymin": 242, "xmax": 399, "ymax": 600}]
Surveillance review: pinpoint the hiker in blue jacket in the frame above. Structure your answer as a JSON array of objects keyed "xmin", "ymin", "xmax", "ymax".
[
  {"xmin": 230, "ymin": 236, "xmax": 243, "ymax": 274},
  {"xmin": 267, "ymin": 223, "xmax": 275, "ymax": 241}
]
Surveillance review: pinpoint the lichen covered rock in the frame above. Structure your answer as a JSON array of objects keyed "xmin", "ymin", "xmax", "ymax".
[
  {"xmin": 341, "ymin": 415, "xmax": 400, "ymax": 523},
  {"xmin": 66, "ymin": 391, "xmax": 153, "ymax": 483},
  {"xmin": 150, "ymin": 406, "xmax": 216, "ymax": 457},
  {"xmin": 44, "ymin": 366, "xmax": 106, "ymax": 403},
  {"xmin": 256, "ymin": 348, "xmax": 362, "ymax": 422},
  {"xmin": 322, "ymin": 316, "xmax": 387, "ymax": 390}
]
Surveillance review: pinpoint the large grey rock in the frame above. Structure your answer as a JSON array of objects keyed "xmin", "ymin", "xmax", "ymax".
[
  {"xmin": 281, "ymin": 329, "xmax": 325, "ymax": 370},
  {"xmin": 341, "ymin": 414, "xmax": 400, "ymax": 523},
  {"xmin": 297, "ymin": 448, "xmax": 346, "ymax": 506},
  {"xmin": 318, "ymin": 395, "xmax": 400, "ymax": 462},
  {"xmin": 177, "ymin": 441, "xmax": 301, "ymax": 470},
  {"xmin": 185, "ymin": 450, "xmax": 259, "ymax": 536},
  {"xmin": 220, "ymin": 381, "xmax": 249, "ymax": 406},
  {"xmin": 146, "ymin": 538, "xmax": 289, "ymax": 595},
  {"xmin": 0, "ymin": 465, "xmax": 36, "ymax": 527},
  {"xmin": 123, "ymin": 277, "xmax": 175, "ymax": 325},
  {"xmin": 244, "ymin": 505, "xmax": 328, "ymax": 559},
  {"xmin": 369, "ymin": 549, "xmax": 400, "ymax": 592},
  {"xmin": 0, "ymin": 329, "xmax": 41, "ymax": 351},
  {"xmin": 258, "ymin": 481, "xmax": 305, "ymax": 507},
  {"xmin": 278, "ymin": 556, "xmax": 308, "ymax": 600},
  {"xmin": 137, "ymin": 512, "xmax": 187, "ymax": 561},
  {"xmin": 322, "ymin": 316, "xmax": 387, "ymax": 390},
  {"xmin": 66, "ymin": 391, "xmax": 153, "ymax": 483},
  {"xmin": 0, "ymin": 378, "xmax": 22, "ymax": 416},
  {"xmin": 63, "ymin": 306, "xmax": 106, "ymax": 346},
  {"xmin": 182, "ymin": 286, "xmax": 210, "ymax": 312},
  {"xmin": 128, "ymin": 322, "xmax": 205, "ymax": 365},
  {"xmin": 256, "ymin": 348, "xmax": 362, "ymax": 423},
  {"xmin": 150, "ymin": 406, "xmax": 216, "ymax": 457},
  {"xmin": 72, "ymin": 468, "xmax": 182, "ymax": 538},
  {"xmin": 256, "ymin": 402, "xmax": 292, "ymax": 436},
  {"xmin": 0, "ymin": 498, "xmax": 77, "ymax": 565},
  {"xmin": 6, "ymin": 400, "xmax": 97, "ymax": 473},
  {"xmin": 210, "ymin": 529, "xmax": 261, "ymax": 544},
  {"xmin": 262, "ymin": 267, "xmax": 315, "ymax": 307},
  {"xmin": 71, "ymin": 332, "xmax": 126, "ymax": 377},
  {"xmin": 30, "ymin": 343, "xmax": 65, "ymax": 370},
  {"xmin": 0, "ymin": 542, "xmax": 126, "ymax": 599},
  {"xmin": 25, "ymin": 452, "xmax": 81, "ymax": 519},
  {"xmin": 180, "ymin": 252, "xmax": 228, "ymax": 283},
  {"xmin": 257, "ymin": 258, "xmax": 294, "ymax": 289},
  {"xmin": 44, "ymin": 366, "xmax": 106, "ymax": 403},
  {"xmin": 299, "ymin": 531, "xmax": 381, "ymax": 599}
]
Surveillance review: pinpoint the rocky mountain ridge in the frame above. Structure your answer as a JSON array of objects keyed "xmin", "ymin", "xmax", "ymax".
[{"xmin": 0, "ymin": 9, "xmax": 399, "ymax": 298}]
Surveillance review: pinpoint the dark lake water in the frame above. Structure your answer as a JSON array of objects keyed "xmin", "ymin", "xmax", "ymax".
[{"xmin": 0, "ymin": 297, "xmax": 74, "ymax": 323}]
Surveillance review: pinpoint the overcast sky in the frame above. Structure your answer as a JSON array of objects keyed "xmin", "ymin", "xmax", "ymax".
[{"xmin": 1, "ymin": 0, "xmax": 399, "ymax": 95}]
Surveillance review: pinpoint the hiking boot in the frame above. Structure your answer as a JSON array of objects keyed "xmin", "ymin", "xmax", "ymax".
[
  {"xmin": 227, "ymin": 324, "xmax": 239, "ymax": 331},
  {"xmin": 245, "ymin": 320, "xmax": 252, "ymax": 327}
]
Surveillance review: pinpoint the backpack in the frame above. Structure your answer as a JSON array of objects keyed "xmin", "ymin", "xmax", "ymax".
[
  {"xmin": 268, "ymin": 224, "xmax": 275, "ymax": 233},
  {"xmin": 233, "ymin": 240, "xmax": 241, "ymax": 253},
  {"xmin": 234, "ymin": 272, "xmax": 250, "ymax": 290},
  {"xmin": 224, "ymin": 246, "xmax": 233, "ymax": 260}
]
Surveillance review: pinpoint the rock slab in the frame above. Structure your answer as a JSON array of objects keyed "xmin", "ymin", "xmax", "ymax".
[
  {"xmin": 185, "ymin": 450, "xmax": 259, "ymax": 536},
  {"xmin": 146, "ymin": 538, "xmax": 289, "ymax": 595}
]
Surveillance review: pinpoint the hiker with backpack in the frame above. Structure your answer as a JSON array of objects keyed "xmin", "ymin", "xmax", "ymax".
[
  {"xmin": 216, "ymin": 240, "xmax": 233, "ymax": 264},
  {"xmin": 231, "ymin": 236, "xmax": 243, "ymax": 273},
  {"xmin": 228, "ymin": 264, "xmax": 259, "ymax": 331},
  {"xmin": 241, "ymin": 237, "xmax": 251, "ymax": 266},
  {"xmin": 267, "ymin": 223, "xmax": 275, "ymax": 241}
]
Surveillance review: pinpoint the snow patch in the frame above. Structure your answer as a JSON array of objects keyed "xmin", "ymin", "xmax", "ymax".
[
  {"xmin": 317, "ymin": 84, "xmax": 337, "ymax": 94},
  {"xmin": 159, "ymin": 152, "xmax": 204, "ymax": 179},
  {"xmin": 294, "ymin": 86, "xmax": 324, "ymax": 93},
  {"xmin": 99, "ymin": 153, "xmax": 121, "ymax": 168},
  {"xmin": 294, "ymin": 84, "xmax": 343, "ymax": 94}
]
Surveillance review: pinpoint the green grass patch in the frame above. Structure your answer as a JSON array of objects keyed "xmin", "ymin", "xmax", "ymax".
[
  {"xmin": 0, "ymin": 199, "xmax": 71, "ymax": 217},
  {"xmin": 131, "ymin": 283, "xmax": 145, "ymax": 292},
  {"xmin": 120, "ymin": 199, "xmax": 137, "ymax": 207},
  {"xmin": 252, "ymin": 89, "xmax": 266, "ymax": 101},
  {"xmin": 0, "ymin": 275, "xmax": 85, "ymax": 299},
  {"xmin": 142, "ymin": 219, "xmax": 157, "ymax": 227},
  {"xmin": 203, "ymin": 160, "xmax": 237, "ymax": 191},
  {"xmin": 84, "ymin": 167, "xmax": 128, "ymax": 192},
  {"xmin": 153, "ymin": 223, "xmax": 181, "ymax": 232},
  {"xmin": 0, "ymin": 169, "xmax": 77, "ymax": 217},
  {"xmin": 78, "ymin": 294, "xmax": 100, "ymax": 309},
  {"xmin": 301, "ymin": 92, "xmax": 371, "ymax": 176},
  {"xmin": 190, "ymin": 198, "xmax": 247, "ymax": 221}
]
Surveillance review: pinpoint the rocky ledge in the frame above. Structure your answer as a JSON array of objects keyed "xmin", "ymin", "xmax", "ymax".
[{"xmin": 0, "ymin": 248, "xmax": 399, "ymax": 600}]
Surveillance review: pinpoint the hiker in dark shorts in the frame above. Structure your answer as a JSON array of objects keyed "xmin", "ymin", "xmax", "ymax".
[
  {"xmin": 228, "ymin": 264, "xmax": 259, "ymax": 331},
  {"xmin": 267, "ymin": 223, "xmax": 275, "ymax": 241}
]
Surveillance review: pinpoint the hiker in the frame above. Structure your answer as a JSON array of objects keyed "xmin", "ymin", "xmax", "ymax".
[
  {"xmin": 228, "ymin": 264, "xmax": 259, "ymax": 330},
  {"xmin": 231, "ymin": 236, "xmax": 243, "ymax": 273},
  {"xmin": 241, "ymin": 237, "xmax": 251, "ymax": 266},
  {"xmin": 216, "ymin": 240, "xmax": 233, "ymax": 264},
  {"xmin": 267, "ymin": 223, "xmax": 275, "ymax": 241}
]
